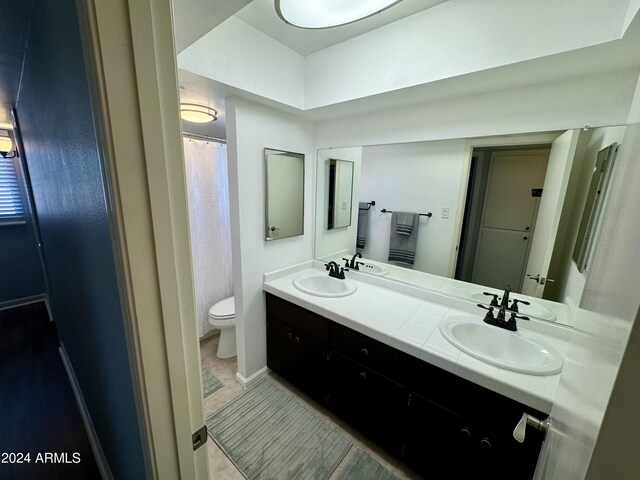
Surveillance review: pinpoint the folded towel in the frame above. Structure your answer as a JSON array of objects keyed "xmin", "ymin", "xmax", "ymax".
[
  {"xmin": 356, "ymin": 202, "xmax": 369, "ymax": 249},
  {"xmin": 388, "ymin": 211, "xmax": 419, "ymax": 264},
  {"xmin": 395, "ymin": 212, "xmax": 416, "ymax": 235}
]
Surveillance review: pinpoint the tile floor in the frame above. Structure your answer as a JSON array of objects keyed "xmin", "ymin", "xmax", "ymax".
[{"xmin": 200, "ymin": 334, "xmax": 422, "ymax": 480}]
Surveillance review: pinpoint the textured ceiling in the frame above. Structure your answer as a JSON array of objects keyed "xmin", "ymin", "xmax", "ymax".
[{"xmin": 0, "ymin": 0, "xmax": 34, "ymax": 127}]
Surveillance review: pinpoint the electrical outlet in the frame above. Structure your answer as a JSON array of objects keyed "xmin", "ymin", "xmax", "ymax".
[
  {"xmin": 441, "ymin": 207, "xmax": 450, "ymax": 219},
  {"xmin": 341, "ymin": 200, "xmax": 348, "ymax": 210}
]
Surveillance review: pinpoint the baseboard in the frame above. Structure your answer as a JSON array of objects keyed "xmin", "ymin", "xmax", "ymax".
[
  {"xmin": 236, "ymin": 366, "xmax": 270, "ymax": 388},
  {"xmin": 0, "ymin": 293, "xmax": 47, "ymax": 312},
  {"xmin": 59, "ymin": 344, "xmax": 113, "ymax": 480}
]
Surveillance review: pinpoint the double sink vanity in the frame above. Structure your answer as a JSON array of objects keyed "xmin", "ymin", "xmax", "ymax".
[{"xmin": 262, "ymin": 260, "xmax": 570, "ymax": 479}]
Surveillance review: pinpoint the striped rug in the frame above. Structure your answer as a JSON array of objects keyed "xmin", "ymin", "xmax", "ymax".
[
  {"xmin": 202, "ymin": 365, "xmax": 224, "ymax": 398},
  {"xmin": 207, "ymin": 380, "xmax": 351, "ymax": 480},
  {"xmin": 335, "ymin": 448, "xmax": 400, "ymax": 480}
]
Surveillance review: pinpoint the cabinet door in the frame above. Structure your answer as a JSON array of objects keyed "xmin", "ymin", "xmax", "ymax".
[
  {"xmin": 405, "ymin": 393, "xmax": 475, "ymax": 478},
  {"xmin": 293, "ymin": 332, "xmax": 329, "ymax": 405},
  {"xmin": 266, "ymin": 317, "xmax": 295, "ymax": 383},
  {"xmin": 329, "ymin": 353, "xmax": 406, "ymax": 456}
]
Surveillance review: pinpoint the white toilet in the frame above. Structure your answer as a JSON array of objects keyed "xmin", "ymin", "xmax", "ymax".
[{"xmin": 208, "ymin": 296, "xmax": 237, "ymax": 359}]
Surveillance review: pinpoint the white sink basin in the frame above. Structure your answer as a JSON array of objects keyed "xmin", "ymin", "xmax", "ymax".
[
  {"xmin": 465, "ymin": 291, "xmax": 556, "ymax": 321},
  {"xmin": 357, "ymin": 262, "xmax": 389, "ymax": 276},
  {"xmin": 293, "ymin": 273, "xmax": 357, "ymax": 298},
  {"xmin": 440, "ymin": 316, "xmax": 563, "ymax": 375}
]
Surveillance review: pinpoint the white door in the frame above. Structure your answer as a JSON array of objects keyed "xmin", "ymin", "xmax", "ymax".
[
  {"xmin": 472, "ymin": 150, "xmax": 549, "ymax": 290},
  {"xmin": 521, "ymin": 130, "xmax": 580, "ymax": 297}
]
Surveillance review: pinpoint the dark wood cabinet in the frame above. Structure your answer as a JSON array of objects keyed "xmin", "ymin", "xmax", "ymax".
[
  {"xmin": 329, "ymin": 352, "xmax": 406, "ymax": 456},
  {"xmin": 265, "ymin": 293, "xmax": 545, "ymax": 479},
  {"xmin": 266, "ymin": 295, "xmax": 330, "ymax": 404}
]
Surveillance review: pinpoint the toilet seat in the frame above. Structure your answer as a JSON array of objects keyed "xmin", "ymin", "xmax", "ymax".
[{"xmin": 208, "ymin": 296, "xmax": 235, "ymax": 321}]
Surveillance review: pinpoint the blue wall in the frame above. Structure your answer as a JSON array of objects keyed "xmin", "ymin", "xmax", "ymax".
[{"xmin": 17, "ymin": 0, "xmax": 147, "ymax": 478}]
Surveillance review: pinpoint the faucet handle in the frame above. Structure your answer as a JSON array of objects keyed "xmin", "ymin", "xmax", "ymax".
[
  {"xmin": 477, "ymin": 304, "xmax": 495, "ymax": 321},
  {"xmin": 509, "ymin": 312, "xmax": 530, "ymax": 321},
  {"xmin": 510, "ymin": 298, "xmax": 530, "ymax": 312},
  {"xmin": 482, "ymin": 292, "xmax": 500, "ymax": 307}
]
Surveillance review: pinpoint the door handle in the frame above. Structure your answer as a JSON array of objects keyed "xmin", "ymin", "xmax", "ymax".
[
  {"xmin": 513, "ymin": 413, "xmax": 551, "ymax": 443},
  {"xmin": 270, "ymin": 226, "xmax": 281, "ymax": 232},
  {"xmin": 526, "ymin": 274, "xmax": 555, "ymax": 285}
]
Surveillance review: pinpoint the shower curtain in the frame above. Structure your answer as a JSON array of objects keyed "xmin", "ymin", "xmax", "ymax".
[{"xmin": 183, "ymin": 137, "xmax": 233, "ymax": 337}]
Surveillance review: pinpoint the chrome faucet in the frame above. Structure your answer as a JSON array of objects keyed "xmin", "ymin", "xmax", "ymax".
[{"xmin": 325, "ymin": 261, "xmax": 345, "ymax": 279}]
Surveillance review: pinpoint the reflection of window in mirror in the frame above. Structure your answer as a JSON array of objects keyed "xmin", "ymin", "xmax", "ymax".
[
  {"xmin": 327, "ymin": 159, "xmax": 354, "ymax": 230},
  {"xmin": 264, "ymin": 148, "xmax": 305, "ymax": 241},
  {"xmin": 572, "ymin": 143, "xmax": 619, "ymax": 273}
]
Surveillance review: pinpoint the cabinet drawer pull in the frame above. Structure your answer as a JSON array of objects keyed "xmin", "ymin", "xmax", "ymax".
[
  {"xmin": 287, "ymin": 332, "xmax": 293, "ymax": 340},
  {"xmin": 294, "ymin": 336, "xmax": 301, "ymax": 343},
  {"xmin": 360, "ymin": 348, "xmax": 369, "ymax": 356},
  {"xmin": 480, "ymin": 438, "xmax": 492, "ymax": 449},
  {"xmin": 460, "ymin": 428, "xmax": 471, "ymax": 440},
  {"xmin": 359, "ymin": 371, "xmax": 367, "ymax": 381}
]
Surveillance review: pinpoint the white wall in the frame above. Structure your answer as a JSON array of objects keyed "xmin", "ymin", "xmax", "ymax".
[
  {"xmin": 628, "ymin": 74, "xmax": 640, "ymax": 123},
  {"xmin": 178, "ymin": 17, "xmax": 306, "ymax": 109},
  {"xmin": 315, "ymin": 68, "xmax": 638, "ymax": 148},
  {"xmin": 538, "ymin": 123, "xmax": 640, "ymax": 479},
  {"xmin": 358, "ymin": 140, "xmax": 468, "ymax": 277},
  {"xmin": 183, "ymin": 139, "xmax": 233, "ymax": 337},
  {"xmin": 226, "ymin": 96, "xmax": 315, "ymax": 380},
  {"xmin": 549, "ymin": 126, "xmax": 628, "ymax": 305},
  {"xmin": 315, "ymin": 147, "xmax": 362, "ymax": 259},
  {"xmin": 305, "ymin": 0, "xmax": 633, "ymax": 108}
]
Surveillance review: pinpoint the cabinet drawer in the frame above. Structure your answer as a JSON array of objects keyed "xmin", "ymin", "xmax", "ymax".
[
  {"xmin": 332, "ymin": 323, "xmax": 408, "ymax": 384},
  {"xmin": 266, "ymin": 293, "xmax": 329, "ymax": 344}
]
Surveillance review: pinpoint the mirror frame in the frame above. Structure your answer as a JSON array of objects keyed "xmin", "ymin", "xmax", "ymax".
[{"xmin": 264, "ymin": 148, "xmax": 305, "ymax": 241}]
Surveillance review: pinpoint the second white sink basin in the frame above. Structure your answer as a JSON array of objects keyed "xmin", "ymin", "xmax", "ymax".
[
  {"xmin": 357, "ymin": 262, "xmax": 389, "ymax": 276},
  {"xmin": 293, "ymin": 273, "xmax": 357, "ymax": 298},
  {"xmin": 440, "ymin": 316, "xmax": 563, "ymax": 375}
]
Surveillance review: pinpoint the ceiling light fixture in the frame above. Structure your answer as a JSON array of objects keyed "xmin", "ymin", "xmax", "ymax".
[
  {"xmin": 0, "ymin": 130, "xmax": 15, "ymax": 158},
  {"xmin": 180, "ymin": 103, "xmax": 218, "ymax": 123},
  {"xmin": 275, "ymin": 0, "xmax": 404, "ymax": 29}
]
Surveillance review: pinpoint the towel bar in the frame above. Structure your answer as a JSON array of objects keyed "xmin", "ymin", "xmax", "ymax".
[{"xmin": 381, "ymin": 208, "xmax": 432, "ymax": 218}]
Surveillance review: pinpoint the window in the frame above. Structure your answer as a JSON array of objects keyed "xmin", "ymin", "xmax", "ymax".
[{"xmin": 0, "ymin": 157, "xmax": 25, "ymax": 222}]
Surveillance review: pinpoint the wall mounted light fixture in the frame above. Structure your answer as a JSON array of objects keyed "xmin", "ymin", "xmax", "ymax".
[
  {"xmin": 0, "ymin": 130, "xmax": 15, "ymax": 158},
  {"xmin": 275, "ymin": 0, "xmax": 404, "ymax": 29},
  {"xmin": 180, "ymin": 103, "xmax": 218, "ymax": 123}
]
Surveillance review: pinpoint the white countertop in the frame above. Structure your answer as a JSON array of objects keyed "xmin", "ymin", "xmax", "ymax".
[{"xmin": 263, "ymin": 262, "xmax": 571, "ymax": 414}]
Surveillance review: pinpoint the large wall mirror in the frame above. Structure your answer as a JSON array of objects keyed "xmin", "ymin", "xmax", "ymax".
[
  {"xmin": 314, "ymin": 126, "xmax": 626, "ymax": 326},
  {"xmin": 264, "ymin": 148, "xmax": 304, "ymax": 241}
]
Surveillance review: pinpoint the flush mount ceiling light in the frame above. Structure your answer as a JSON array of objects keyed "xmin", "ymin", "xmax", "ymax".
[
  {"xmin": 180, "ymin": 103, "xmax": 218, "ymax": 123},
  {"xmin": 276, "ymin": 0, "xmax": 404, "ymax": 29}
]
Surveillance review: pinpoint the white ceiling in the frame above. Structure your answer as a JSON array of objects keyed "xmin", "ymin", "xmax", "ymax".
[{"xmin": 235, "ymin": 0, "xmax": 448, "ymax": 56}]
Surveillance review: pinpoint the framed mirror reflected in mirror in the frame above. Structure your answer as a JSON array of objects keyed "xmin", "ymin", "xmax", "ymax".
[
  {"xmin": 572, "ymin": 143, "xmax": 619, "ymax": 273},
  {"xmin": 264, "ymin": 148, "xmax": 304, "ymax": 241},
  {"xmin": 327, "ymin": 159, "xmax": 354, "ymax": 230}
]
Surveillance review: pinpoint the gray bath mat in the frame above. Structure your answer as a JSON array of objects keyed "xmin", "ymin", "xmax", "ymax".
[
  {"xmin": 207, "ymin": 380, "xmax": 351, "ymax": 480},
  {"xmin": 202, "ymin": 364, "xmax": 224, "ymax": 398},
  {"xmin": 335, "ymin": 448, "xmax": 400, "ymax": 480}
]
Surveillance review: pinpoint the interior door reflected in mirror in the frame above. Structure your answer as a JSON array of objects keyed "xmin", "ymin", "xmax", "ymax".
[
  {"xmin": 264, "ymin": 148, "xmax": 304, "ymax": 241},
  {"xmin": 327, "ymin": 159, "xmax": 354, "ymax": 230}
]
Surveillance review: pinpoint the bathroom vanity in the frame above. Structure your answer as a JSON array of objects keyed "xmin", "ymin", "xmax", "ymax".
[{"xmin": 263, "ymin": 263, "xmax": 567, "ymax": 479}]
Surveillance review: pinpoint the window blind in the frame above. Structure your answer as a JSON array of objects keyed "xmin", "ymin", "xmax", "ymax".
[{"xmin": 0, "ymin": 157, "xmax": 25, "ymax": 220}]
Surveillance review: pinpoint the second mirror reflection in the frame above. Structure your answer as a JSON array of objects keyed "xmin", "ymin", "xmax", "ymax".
[{"xmin": 327, "ymin": 159, "xmax": 354, "ymax": 230}]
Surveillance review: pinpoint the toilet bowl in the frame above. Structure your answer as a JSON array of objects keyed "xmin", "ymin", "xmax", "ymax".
[{"xmin": 208, "ymin": 296, "xmax": 236, "ymax": 359}]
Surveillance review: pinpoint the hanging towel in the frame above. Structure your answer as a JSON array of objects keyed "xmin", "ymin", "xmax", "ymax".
[
  {"xmin": 388, "ymin": 211, "xmax": 419, "ymax": 264},
  {"xmin": 356, "ymin": 202, "xmax": 369, "ymax": 249},
  {"xmin": 395, "ymin": 212, "xmax": 416, "ymax": 235}
]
